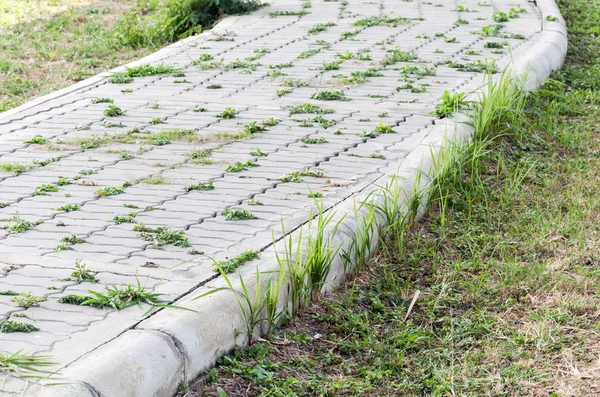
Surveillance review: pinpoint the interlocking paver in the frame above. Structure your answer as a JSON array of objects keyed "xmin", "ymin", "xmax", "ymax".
[{"xmin": 0, "ymin": 0, "xmax": 552, "ymax": 392}]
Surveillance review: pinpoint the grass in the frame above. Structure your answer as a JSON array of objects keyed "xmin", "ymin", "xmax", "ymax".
[
  {"xmin": 212, "ymin": 250, "xmax": 260, "ymax": 273},
  {"xmin": 0, "ymin": 320, "xmax": 39, "ymax": 333},
  {"xmin": 134, "ymin": 224, "xmax": 190, "ymax": 247},
  {"xmin": 221, "ymin": 209, "xmax": 257, "ymax": 221},
  {"xmin": 178, "ymin": 2, "xmax": 600, "ymax": 395},
  {"xmin": 12, "ymin": 292, "xmax": 47, "ymax": 309},
  {"xmin": 59, "ymin": 280, "xmax": 167, "ymax": 313},
  {"xmin": 0, "ymin": 350, "xmax": 54, "ymax": 376}
]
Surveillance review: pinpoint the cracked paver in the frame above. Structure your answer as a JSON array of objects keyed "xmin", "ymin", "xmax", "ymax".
[{"xmin": 0, "ymin": 0, "xmax": 546, "ymax": 392}]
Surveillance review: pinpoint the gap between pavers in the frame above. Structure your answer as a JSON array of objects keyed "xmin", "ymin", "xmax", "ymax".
[{"xmin": 8, "ymin": 0, "xmax": 568, "ymax": 395}]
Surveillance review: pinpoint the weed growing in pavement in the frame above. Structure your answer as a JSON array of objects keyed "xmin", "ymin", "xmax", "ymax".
[
  {"xmin": 310, "ymin": 90, "xmax": 349, "ymax": 101},
  {"xmin": 339, "ymin": 29, "xmax": 360, "ymax": 40},
  {"xmin": 226, "ymin": 160, "xmax": 260, "ymax": 173},
  {"xmin": 269, "ymin": 62, "xmax": 293, "ymax": 69},
  {"xmin": 61, "ymin": 235, "xmax": 85, "ymax": 245},
  {"xmin": 91, "ymin": 97, "xmax": 114, "ymax": 104},
  {"xmin": 307, "ymin": 22, "xmax": 336, "ymax": 34},
  {"xmin": 297, "ymin": 48, "xmax": 321, "ymax": 59},
  {"xmin": 185, "ymin": 180, "xmax": 215, "ymax": 192},
  {"xmin": 63, "ymin": 260, "xmax": 98, "ymax": 283},
  {"xmin": 134, "ymin": 225, "xmax": 189, "ymax": 247},
  {"xmin": 269, "ymin": 10, "xmax": 309, "ymax": 17},
  {"xmin": 213, "ymin": 250, "xmax": 260, "ymax": 273},
  {"xmin": 243, "ymin": 121, "xmax": 267, "ymax": 134},
  {"xmin": 0, "ymin": 162, "xmax": 33, "ymax": 175},
  {"xmin": 0, "ymin": 320, "xmax": 39, "ymax": 333},
  {"xmin": 286, "ymin": 103, "xmax": 335, "ymax": 115},
  {"xmin": 24, "ymin": 135, "xmax": 48, "ymax": 145},
  {"xmin": 250, "ymin": 148, "xmax": 267, "ymax": 157},
  {"xmin": 300, "ymin": 136, "xmax": 328, "ymax": 144},
  {"xmin": 60, "ymin": 280, "xmax": 168, "ymax": 314},
  {"xmin": 12, "ymin": 292, "xmax": 46, "ymax": 309},
  {"xmin": 319, "ymin": 61, "xmax": 340, "ymax": 71},
  {"xmin": 277, "ymin": 172, "xmax": 303, "ymax": 183},
  {"xmin": 34, "ymin": 184, "xmax": 58, "ymax": 195},
  {"xmin": 0, "ymin": 351, "xmax": 53, "ymax": 376},
  {"xmin": 113, "ymin": 215, "xmax": 136, "ymax": 225},
  {"xmin": 0, "ymin": 215, "xmax": 43, "ymax": 234},
  {"xmin": 221, "ymin": 209, "xmax": 257, "ymax": 221},
  {"xmin": 216, "ymin": 108, "xmax": 237, "ymax": 118},
  {"xmin": 276, "ymin": 88, "xmax": 292, "ymax": 97},
  {"xmin": 281, "ymin": 78, "xmax": 311, "ymax": 87},
  {"xmin": 104, "ymin": 104, "xmax": 124, "ymax": 117},
  {"xmin": 94, "ymin": 186, "xmax": 124, "ymax": 197},
  {"xmin": 431, "ymin": 90, "xmax": 470, "ymax": 118}
]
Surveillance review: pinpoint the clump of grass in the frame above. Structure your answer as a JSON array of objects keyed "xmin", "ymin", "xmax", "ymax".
[
  {"xmin": 373, "ymin": 124, "xmax": 396, "ymax": 134},
  {"xmin": 226, "ymin": 160, "xmax": 260, "ymax": 173},
  {"xmin": 0, "ymin": 320, "xmax": 39, "ymax": 333},
  {"xmin": 277, "ymin": 172, "xmax": 303, "ymax": 183},
  {"xmin": 250, "ymin": 148, "xmax": 267, "ymax": 157},
  {"xmin": 134, "ymin": 224, "xmax": 189, "ymax": 247},
  {"xmin": 310, "ymin": 90, "xmax": 349, "ymax": 101},
  {"xmin": 431, "ymin": 90, "xmax": 469, "ymax": 118},
  {"xmin": 113, "ymin": 215, "xmax": 136, "ymax": 225},
  {"xmin": 269, "ymin": 10, "xmax": 309, "ymax": 17},
  {"xmin": 94, "ymin": 186, "xmax": 124, "ymax": 197},
  {"xmin": 221, "ymin": 208, "xmax": 257, "ymax": 220},
  {"xmin": 24, "ymin": 135, "xmax": 48, "ymax": 145},
  {"xmin": 60, "ymin": 280, "xmax": 167, "ymax": 313},
  {"xmin": 300, "ymin": 136, "xmax": 327, "ymax": 144},
  {"xmin": 0, "ymin": 351, "xmax": 54, "ymax": 376},
  {"xmin": 104, "ymin": 104, "xmax": 124, "ymax": 117},
  {"xmin": 61, "ymin": 235, "xmax": 85, "ymax": 244},
  {"xmin": 0, "ymin": 162, "xmax": 33, "ymax": 175},
  {"xmin": 1, "ymin": 215, "xmax": 43, "ymax": 234},
  {"xmin": 216, "ymin": 108, "xmax": 237, "ymax": 118},
  {"xmin": 34, "ymin": 184, "xmax": 58, "ymax": 195},
  {"xmin": 319, "ymin": 61, "xmax": 340, "ymax": 71},
  {"xmin": 185, "ymin": 180, "xmax": 215, "ymax": 191},
  {"xmin": 12, "ymin": 292, "xmax": 47, "ymax": 309},
  {"xmin": 307, "ymin": 22, "xmax": 336, "ymax": 34},
  {"xmin": 63, "ymin": 260, "xmax": 98, "ymax": 283},
  {"xmin": 339, "ymin": 29, "xmax": 360, "ymax": 40},
  {"xmin": 213, "ymin": 250, "xmax": 260, "ymax": 273},
  {"xmin": 91, "ymin": 97, "xmax": 114, "ymax": 104},
  {"xmin": 286, "ymin": 103, "xmax": 335, "ymax": 115}
]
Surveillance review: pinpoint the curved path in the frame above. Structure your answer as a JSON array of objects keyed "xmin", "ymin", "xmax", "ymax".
[{"xmin": 0, "ymin": 0, "xmax": 566, "ymax": 395}]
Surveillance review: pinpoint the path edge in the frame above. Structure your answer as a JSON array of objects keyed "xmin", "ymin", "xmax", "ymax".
[{"xmin": 18, "ymin": 1, "xmax": 568, "ymax": 396}]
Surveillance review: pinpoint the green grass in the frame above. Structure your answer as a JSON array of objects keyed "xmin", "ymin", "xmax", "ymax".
[
  {"xmin": 0, "ymin": 350, "xmax": 54, "ymax": 376},
  {"xmin": 59, "ymin": 280, "xmax": 167, "ymax": 313},
  {"xmin": 134, "ymin": 224, "xmax": 190, "ymax": 247},
  {"xmin": 179, "ymin": 2, "xmax": 600, "ymax": 396},
  {"xmin": 212, "ymin": 250, "xmax": 260, "ymax": 273}
]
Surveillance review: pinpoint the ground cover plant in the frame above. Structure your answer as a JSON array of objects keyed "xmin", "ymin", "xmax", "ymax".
[{"xmin": 177, "ymin": 2, "xmax": 600, "ymax": 395}]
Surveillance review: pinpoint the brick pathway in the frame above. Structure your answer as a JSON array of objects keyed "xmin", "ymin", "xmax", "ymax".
[{"xmin": 0, "ymin": 0, "xmax": 545, "ymax": 392}]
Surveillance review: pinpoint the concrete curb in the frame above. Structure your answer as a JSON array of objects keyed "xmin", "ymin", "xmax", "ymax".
[{"xmin": 17, "ymin": 1, "xmax": 568, "ymax": 395}]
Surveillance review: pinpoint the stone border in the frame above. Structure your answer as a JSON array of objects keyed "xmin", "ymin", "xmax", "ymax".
[{"xmin": 13, "ymin": 1, "xmax": 568, "ymax": 395}]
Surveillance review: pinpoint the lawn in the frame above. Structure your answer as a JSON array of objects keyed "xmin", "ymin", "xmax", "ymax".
[
  {"xmin": 0, "ymin": 0, "xmax": 154, "ymax": 112},
  {"xmin": 181, "ymin": 0, "xmax": 600, "ymax": 396}
]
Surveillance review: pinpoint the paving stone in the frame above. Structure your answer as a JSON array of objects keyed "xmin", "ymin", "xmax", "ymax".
[{"xmin": 0, "ymin": 0, "xmax": 557, "ymax": 392}]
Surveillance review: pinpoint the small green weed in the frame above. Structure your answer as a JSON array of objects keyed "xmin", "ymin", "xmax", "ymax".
[
  {"xmin": 213, "ymin": 250, "xmax": 260, "ymax": 273},
  {"xmin": 221, "ymin": 209, "xmax": 257, "ymax": 221}
]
